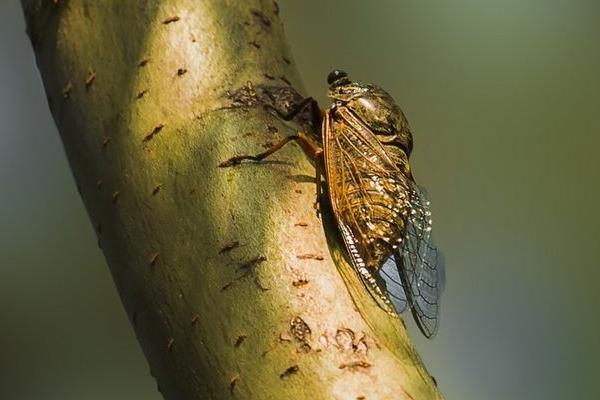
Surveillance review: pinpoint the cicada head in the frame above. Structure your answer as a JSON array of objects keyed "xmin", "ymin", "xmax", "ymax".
[{"xmin": 326, "ymin": 69, "xmax": 413, "ymax": 155}]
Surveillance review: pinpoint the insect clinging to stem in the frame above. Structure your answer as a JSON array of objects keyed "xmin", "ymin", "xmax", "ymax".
[{"xmin": 220, "ymin": 69, "xmax": 445, "ymax": 338}]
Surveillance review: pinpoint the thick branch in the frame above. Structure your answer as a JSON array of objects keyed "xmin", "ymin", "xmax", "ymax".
[{"xmin": 22, "ymin": 0, "xmax": 442, "ymax": 398}]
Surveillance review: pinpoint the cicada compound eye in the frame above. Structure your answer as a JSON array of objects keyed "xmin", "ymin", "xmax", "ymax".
[{"xmin": 327, "ymin": 69, "xmax": 348, "ymax": 86}]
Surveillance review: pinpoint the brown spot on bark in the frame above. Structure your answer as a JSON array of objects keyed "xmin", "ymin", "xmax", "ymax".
[
  {"xmin": 335, "ymin": 328, "xmax": 355, "ymax": 350},
  {"xmin": 222, "ymin": 256, "xmax": 267, "ymax": 291},
  {"xmin": 354, "ymin": 335, "xmax": 369, "ymax": 355},
  {"xmin": 290, "ymin": 316, "xmax": 311, "ymax": 342},
  {"xmin": 149, "ymin": 253, "xmax": 159, "ymax": 266},
  {"xmin": 229, "ymin": 375, "xmax": 239, "ymax": 393},
  {"xmin": 167, "ymin": 338, "xmax": 175, "ymax": 352},
  {"xmin": 297, "ymin": 253, "xmax": 324, "ymax": 261},
  {"xmin": 239, "ymin": 255, "xmax": 267, "ymax": 273},
  {"xmin": 162, "ymin": 16, "xmax": 180, "ymax": 24},
  {"xmin": 298, "ymin": 342, "xmax": 311, "ymax": 353},
  {"xmin": 177, "ymin": 68, "xmax": 187, "ymax": 76},
  {"xmin": 151, "ymin": 185, "xmax": 162, "ymax": 195},
  {"xmin": 295, "ymin": 189, "xmax": 302, "ymax": 194},
  {"xmin": 234, "ymin": 335, "xmax": 247, "ymax": 348},
  {"xmin": 339, "ymin": 361, "xmax": 373, "ymax": 370},
  {"xmin": 263, "ymin": 73, "xmax": 275, "ymax": 80},
  {"xmin": 147, "ymin": 185, "xmax": 162, "ymax": 196},
  {"xmin": 85, "ymin": 70, "xmax": 96, "ymax": 88},
  {"xmin": 282, "ymin": 56, "xmax": 291, "ymax": 65},
  {"xmin": 248, "ymin": 40, "xmax": 260, "ymax": 49},
  {"xmin": 138, "ymin": 58, "xmax": 150, "ymax": 67},
  {"xmin": 290, "ymin": 317, "xmax": 312, "ymax": 352},
  {"xmin": 292, "ymin": 279, "xmax": 309, "ymax": 287},
  {"xmin": 143, "ymin": 124, "xmax": 164, "ymax": 142},
  {"xmin": 279, "ymin": 365, "xmax": 298, "ymax": 379},
  {"xmin": 294, "ymin": 221, "xmax": 308, "ymax": 227},
  {"xmin": 250, "ymin": 9, "xmax": 271, "ymax": 30},
  {"xmin": 279, "ymin": 76, "xmax": 291, "ymax": 86},
  {"xmin": 62, "ymin": 81, "xmax": 72, "ymax": 98},
  {"xmin": 136, "ymin": 89, "xmax": 148, "ymax": 99},
  {"xmin": 219, "ymin": 241, "xmax": 240, "ymax": 254},
  {"xmin": 335, "ymin": 328, "xmax": 370, "ymax": 355}
]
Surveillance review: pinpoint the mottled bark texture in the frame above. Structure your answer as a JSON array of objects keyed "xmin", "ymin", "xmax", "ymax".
[{"xmin": 21, "ymin": 1, "xmax": 442, "ymax": 399}]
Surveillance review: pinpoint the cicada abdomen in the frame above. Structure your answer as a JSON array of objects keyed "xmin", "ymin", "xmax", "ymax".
[{"xmin": 324, "ymin": 70, "xmax": 445, "ymax": 338}]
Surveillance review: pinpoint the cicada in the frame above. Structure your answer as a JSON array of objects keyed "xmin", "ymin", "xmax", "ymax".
[{"xmin": 221, "ymin": 70, "xmax": 445, "ymax": 338}]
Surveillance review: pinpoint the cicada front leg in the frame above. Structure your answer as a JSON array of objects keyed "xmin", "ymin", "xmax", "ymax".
[
  {"xmin": 219, "ymin": 97, "xmax": 325, "ymax": 217},
  {"xmin": 218, "ymin": 131, "xmax": 322, "ymax": 167}
]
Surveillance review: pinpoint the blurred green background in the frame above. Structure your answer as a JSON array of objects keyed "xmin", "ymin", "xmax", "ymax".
[{"xmin": 1, "ymin": 1, "xmax": 599, "ymax": 399}]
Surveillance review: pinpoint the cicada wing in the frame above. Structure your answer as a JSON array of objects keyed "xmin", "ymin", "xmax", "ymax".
[
  {"xmin": 379, "ymin": 255, "xmax": 409, "ymax": 313},
  {"xmin": 323, "ymin": 107, "xmax": 411, "ymax": 316},
  {"xmin": 323, "ymin": 106, "xmax": 445, "ymax": 337},
  {"xmin": 337, "ymin": 223, "xmax": 398, "ymax": 315},
  {"xmin": 397, "ymin": 183, "xmax": 445, "ymax": 338}
]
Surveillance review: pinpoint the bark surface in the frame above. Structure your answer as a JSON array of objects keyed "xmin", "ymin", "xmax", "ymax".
[{"xmin": 22, "ymin": 1, "xmax": 443, "ymax": 399}]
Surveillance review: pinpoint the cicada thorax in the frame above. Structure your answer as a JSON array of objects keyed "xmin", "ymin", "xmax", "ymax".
[
  {"xmin": 325, "ymin": 83, "xmax": 416, "ymax": 272},
  {"xmin": 331, "ymin": 83, "xmax": 414, "ymax": 173}
]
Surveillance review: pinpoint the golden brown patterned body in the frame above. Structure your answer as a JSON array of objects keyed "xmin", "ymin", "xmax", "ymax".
[
  {"xmin": 324, "ymin": 87, "xmax": 412, "ymax": 270},
  {"xmin": 323, "ymin": 71, "xmax": 444, "ymax": 338}
]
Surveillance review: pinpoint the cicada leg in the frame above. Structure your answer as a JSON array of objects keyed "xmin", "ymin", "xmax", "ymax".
[
  {"xmin": 219, "ymin": 132, "xmax": 324, "ymax": 217},
  {"xmin": 219, "ymin": 96, "xmax": 324, "ymax": 216},
  {"xmin": 218, "ymin": 132, "xmax": 322, "ymax": 167}
]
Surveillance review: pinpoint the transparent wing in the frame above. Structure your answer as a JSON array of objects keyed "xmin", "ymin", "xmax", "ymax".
[
  {"xmin": 379, "ymin": 255, "xmax": 408, "ymax": 313},
  {"xmin": 397, "ymin": 183, "xmax": 445, "ymax": 338}
]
